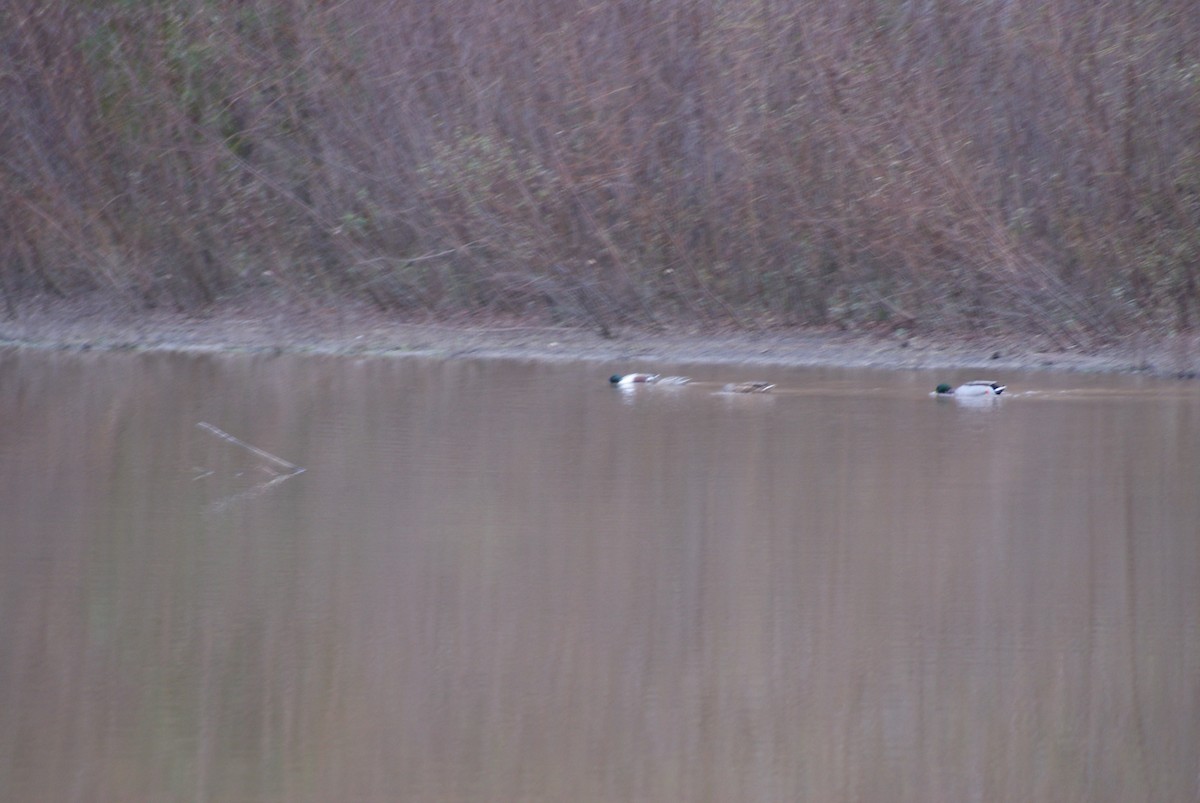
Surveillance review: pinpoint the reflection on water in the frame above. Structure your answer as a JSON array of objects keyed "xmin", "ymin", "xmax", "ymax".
[{"xmin": 1, "ymin": 351, "xmax": 1198, "ymax": 801}]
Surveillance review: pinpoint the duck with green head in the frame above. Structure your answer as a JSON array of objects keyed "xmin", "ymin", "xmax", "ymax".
[
  {"xmin": 610, "ymin": 373, "xmax": 692, "ymax": 386},
  {"xmin": 610, "ymin": 373, "xmax": 658, "ymax": 386},
  {"xmin": 935, "ymin": 380, "xmax": 1006, "ymax": 397}
]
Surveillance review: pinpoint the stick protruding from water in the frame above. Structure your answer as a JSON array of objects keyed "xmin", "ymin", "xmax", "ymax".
[{"xmin": 196, "ymin": 422, "xmax": 305, "ymax": 475}]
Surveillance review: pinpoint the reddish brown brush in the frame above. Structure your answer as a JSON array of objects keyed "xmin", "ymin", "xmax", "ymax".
[{"xmin": 2, "ymin": 0, "xmax": 1196, "ymax": 341}]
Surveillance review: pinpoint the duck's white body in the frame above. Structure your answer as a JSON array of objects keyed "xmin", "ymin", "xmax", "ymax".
[
  {"xmin": 610, "ymin": 374, "xmax": 691, "ymax": 386},
  {"xmin": 611, "ymin": 373, "xmax": 659, "ymax": 386},
  {"xmin": 936, "ymin": 380, "xmax": 1006, "ymax": 397}
]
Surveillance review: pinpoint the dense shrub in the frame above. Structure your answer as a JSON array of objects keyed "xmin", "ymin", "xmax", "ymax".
[{"xmin": 2, "ymin": 0, "xmax": 1197, "ymax": 339}]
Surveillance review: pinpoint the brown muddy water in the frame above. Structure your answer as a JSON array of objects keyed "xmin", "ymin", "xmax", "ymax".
[{"xmin": 1, "ymin": 350, "xmax": 1198, "ymax": 802}]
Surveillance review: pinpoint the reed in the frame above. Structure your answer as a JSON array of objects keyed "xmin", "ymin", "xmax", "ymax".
[{"xmin": 2, "ymin": 0, "xmax": 1197, "ymax": 340}]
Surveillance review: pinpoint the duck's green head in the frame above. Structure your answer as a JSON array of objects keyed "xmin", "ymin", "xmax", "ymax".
[
  {"xmin": 610, "ymin": 375, "xmax": 623, "ymax": 384},
  {"xmin": 935, "ymin": 383, "xmax": 953, "ymax": 395}
]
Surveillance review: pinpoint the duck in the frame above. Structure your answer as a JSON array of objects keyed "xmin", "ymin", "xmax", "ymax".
[
  {"xmin": 611, "ymin": 373, "xmax": 659, "ymax": 386},
  {"xmin": 934, "ymin": 380, "xmax": 1006, "ymax": 397},
  {"xmin": 610, "ymin": 373, "xmax": 692, "ymax": 386},
  {"xmin": 723, "ymin": 381, "xmax": 775, "ymax": 393}
]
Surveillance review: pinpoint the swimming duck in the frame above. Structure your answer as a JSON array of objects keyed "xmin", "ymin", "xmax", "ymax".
[
  {"xmin": 934, "ymin": 380, "xmax": 1006, "ymax": 397},
  {"xmin": 723, "ymin": 381, "xmax": 775, "ymax": 393},
  {"xmin": 610, "ymin": 374, "xmax": 692, "ymax": 386},
  {"xmin": 610, "ymin": 373, "xmax": 659, "ymax": 386}
]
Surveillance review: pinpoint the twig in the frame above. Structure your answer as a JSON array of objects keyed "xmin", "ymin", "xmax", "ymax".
[
  {"xmin": 196, "ymin": 422, "xmax": 305, "ymax": 475},
  {"xmin": 206, "ymin": 473, "xmax": 298, "ymax": 513}
]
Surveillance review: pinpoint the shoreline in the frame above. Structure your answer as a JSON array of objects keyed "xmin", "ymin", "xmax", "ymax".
[{"xmin": 2, "ymin": 298, "xmax": 1199, "ymax": 379}]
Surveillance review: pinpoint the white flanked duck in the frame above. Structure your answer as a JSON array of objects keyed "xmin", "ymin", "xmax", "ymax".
[
  {"xmin": 610, "ymin": 374, "xmax": 692, "ymax": 386},
  {"xmin": 934, "ymin": 380, "xmax": 1006, "ymax": 397},
  {"xmin": 611, "ymin": 373, "xmax": 658, "ymax": 386}
]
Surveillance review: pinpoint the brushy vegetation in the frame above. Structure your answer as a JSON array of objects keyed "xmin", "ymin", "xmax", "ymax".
[{"xmin": 2, "ymin": 0, "xmax": 1198, "ymax": 341}]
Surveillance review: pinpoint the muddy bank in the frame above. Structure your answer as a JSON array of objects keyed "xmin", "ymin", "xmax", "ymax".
[{"xmin": 2, "ymin": 297, "xmax": 1198, "ymax": 379}]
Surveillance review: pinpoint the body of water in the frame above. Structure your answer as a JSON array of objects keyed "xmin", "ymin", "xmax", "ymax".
[{"xmin": 1, "ymin": 350, "xmax": 1198, "ymax": 801}]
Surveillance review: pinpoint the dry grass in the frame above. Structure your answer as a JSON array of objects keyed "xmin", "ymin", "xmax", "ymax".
[{"xmin": 2, "ymin": 0, "xmax": 1198, "ymax": 342}]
